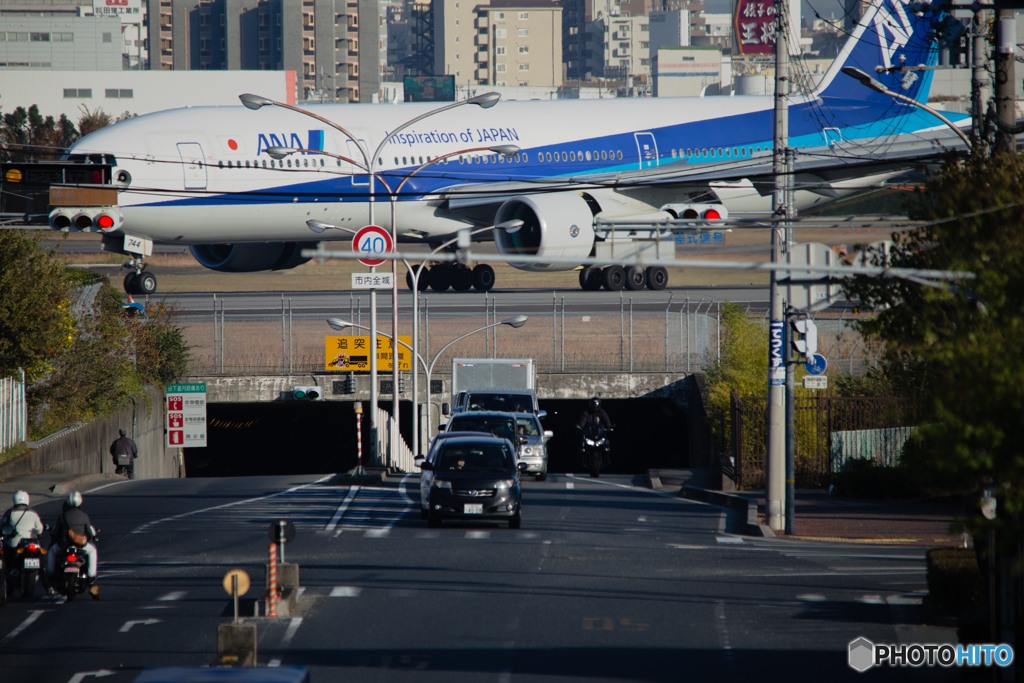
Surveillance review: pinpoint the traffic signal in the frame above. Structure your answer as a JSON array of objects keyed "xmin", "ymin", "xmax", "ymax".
[
  {"xmin": 344, "ymin": 374, "xmax": 357, "ymax": 394},
  {"xmin": 399, "ymin": 374, "xmax": 407, "ymax": 393},
  {"xmin": 789, "ymin": 319, "xmax": 817, "ymax": 362},
  {"xmin": 660, "ymin": 203, "xmax": 729, "ymax": 221},
  {"xmin": 291, "ymin": 385, "xmax": 321, "ymax": 400}
]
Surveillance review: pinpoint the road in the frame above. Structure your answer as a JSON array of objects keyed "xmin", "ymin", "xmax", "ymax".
[{"xmin": 0, "ymin": 474, "xmax": 948, "ymax": 683}]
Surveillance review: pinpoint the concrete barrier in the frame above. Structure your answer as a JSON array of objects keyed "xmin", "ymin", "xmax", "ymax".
[
  {"xmin": 0, "ymin": 387, "xmax": 178, "ymax": 482},
  {"xmin": 679, "ymin": 485, "xmax": 775, "ymax": 538}
]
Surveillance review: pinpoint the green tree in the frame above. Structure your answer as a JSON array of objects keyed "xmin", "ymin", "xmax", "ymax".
[
  {"xmin": 703, "ymin": 301, "xmax": 768, "ymax": 445},
  {"xmin": 844, "ymin": 154, "xmax": 1024, "ymax": 539},
  {"xmin": 1, "ymin": 105, "xmax": 79, "ymax": 161},
  {"xmin": 0, "ymin": 231, "xmax": 74, "ymax": 381}
]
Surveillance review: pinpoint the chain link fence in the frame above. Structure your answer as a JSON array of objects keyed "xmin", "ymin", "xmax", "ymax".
[{"xmin": 175, "ymin": 293, "xmax": 882, "ymax": 378}]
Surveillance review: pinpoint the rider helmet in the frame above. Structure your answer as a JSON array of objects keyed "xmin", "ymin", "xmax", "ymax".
[
  {"xmin": 13, "ymin": 490, "xmax": 29, "ymax": 507},
  {"xmin": 66, "ymin": 491, "xmax": 83, "ymax": 508},
  {"xmin": 588, "ymin": 397, "xmax": 601, "ymax": 413}
]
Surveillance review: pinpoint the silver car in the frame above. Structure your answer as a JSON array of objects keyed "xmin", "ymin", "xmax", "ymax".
[{"xmin": 513, "ymin": 412, "xmax": 552, "ymax": 481}]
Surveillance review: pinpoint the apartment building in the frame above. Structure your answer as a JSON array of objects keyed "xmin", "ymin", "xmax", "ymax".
[
  {"xmin": 435, "ymin": 0, "xmax": 560, "ymax": 87},
  {"xmin": 146, "ymin": 0, "xmax": 379, "ymax": 102}
]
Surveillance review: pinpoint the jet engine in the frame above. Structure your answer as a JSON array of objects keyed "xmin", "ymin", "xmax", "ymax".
[
  {"xmin": 493, "ymin": 192, "xmax": 595, "ymax": 272},
  {"xmin": 189, "ymin": 241, "xmax": 318, "ymax": 272}
]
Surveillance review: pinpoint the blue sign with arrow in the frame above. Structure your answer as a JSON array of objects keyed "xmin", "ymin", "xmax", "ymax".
[{"xmin": 804, "ymin": 353, "xmax": 828, "ymax": 376}]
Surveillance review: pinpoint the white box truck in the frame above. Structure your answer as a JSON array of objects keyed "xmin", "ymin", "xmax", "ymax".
[{"xmin": 451, "ymin": 358, "xmax": 536, "ymax": 396}]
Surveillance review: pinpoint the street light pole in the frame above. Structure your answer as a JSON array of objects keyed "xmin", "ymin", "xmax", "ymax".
[
  {"xmin": 306, "ymin": 144, "xmax": 518, "ymax": 456},
  {"xmin": 327, "ymin": 315, "xmax": 528, "ymax": 462},
  {"xmin": 840, "ymin": 67, "xmax": 972, "ymax": 148},
  {"xmin": 241, "ymin": 90, "xmax": 502, "ymax": 470}
]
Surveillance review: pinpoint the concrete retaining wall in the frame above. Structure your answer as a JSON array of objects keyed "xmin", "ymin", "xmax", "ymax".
[{"xmin": 0, "ymin": 386, "xmax": 178, "ymax": 481}]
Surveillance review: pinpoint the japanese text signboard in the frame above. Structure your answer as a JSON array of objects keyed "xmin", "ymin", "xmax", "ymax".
[
  {"xmin": 166, "ymin": 383, "xmax": 206, "ymax": 448},
  {"xmin": 734, "ymin": 0, "xmax": 777, "ymax": 55},
  {"xmin": 326, "ymin": 336, "xmax": 412, "ymax": 372}
]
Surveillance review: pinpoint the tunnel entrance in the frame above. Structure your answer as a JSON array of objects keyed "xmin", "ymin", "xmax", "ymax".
[
  {"xmin": 187, "ymin": 398, "xmax": 688, "ymax": 478},
  {"xmin": 537, "ymin": 398, "xmax": 689, "ymax": 475},
  {"xmin": 185, "ymin": 401, "xmax": 414, "ymax": 478}
]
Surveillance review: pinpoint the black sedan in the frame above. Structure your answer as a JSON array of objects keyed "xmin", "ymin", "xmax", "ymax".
[{"xmin": 419, "ymin": 435, "xmax": 527, "ymax": 529}]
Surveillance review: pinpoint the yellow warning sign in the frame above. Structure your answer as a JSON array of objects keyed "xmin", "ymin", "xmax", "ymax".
[{"xmin": 326, "ymin": 335, "xmax": 412, "ymax": 372}]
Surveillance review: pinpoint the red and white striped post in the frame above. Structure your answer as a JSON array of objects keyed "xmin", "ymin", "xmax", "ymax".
[
  {"xmin": 268, "ymin": 542, "xmax": 277, "ymax": 617},
  {"xmin": 355, "ymin": 403, "xmax": 364, "ymax": 476}
]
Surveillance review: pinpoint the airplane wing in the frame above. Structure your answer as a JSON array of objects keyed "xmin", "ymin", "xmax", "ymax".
[{"xmin": 442, "ymin": 125, "xmax": 967, "ymax": 212}]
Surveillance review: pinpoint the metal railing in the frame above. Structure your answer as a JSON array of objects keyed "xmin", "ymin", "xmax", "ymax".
[
  {"xmin": 375, "ymin": 404, "xmax": 416, "ymax": 472},
  {"xmin": 0, "ymin": 370, "xmax": 26, "ymax": 453},
  {"xmin": 730, "ymin": 392, "xmax": 919, "ymax": 489},
  {"xmin": 177, "ymin": 293, "xmax": 882, "ymax": 378}
]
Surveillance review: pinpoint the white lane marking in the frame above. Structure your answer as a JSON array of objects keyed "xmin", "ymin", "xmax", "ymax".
[
  {"xmin": 67, "ymin": 671, "xmax": 115, "ymax": 682},
  {"xmin": 638, "ymin": 516, "xmax": 647, "ymax": 522},
  {"xmin": 466, "ymin": 531, "xmax": 490, "ymax": 539},
  {"xmin": 518, "ymin": 532, "xmax": 538, "ymax": 539},
  {"xmin": 281, "ymin": 617, "xmax": 303, "ymax": 648},
  {"xmin": 364, "ymin": 528, "xmax": 390, "ymax": 538},
  {"xmin": 322, "ymin": 486, "xmax": 359, "ymax": 534},
  {"xmin": 668, "ymin": 544, "xmax": 708, "ymax": 550},
  {"xmin": 542, "ymin": 540, "xmax": 552, "ymax": 545},
  {"xmin": 157, "ymin": 591, "xmax": 187, "ymax": 601},
  {"xmin": 268, "ymin": 659, "xmax": 282, "ymax": 668},
  {"xmin": 566, "ymin": 483, "xmax": 574, "ymax": 490},
  {"xmin": 398, "ymin": 473, "xmax": 414, "ymax": 505},
  {"xmin": 797, "ymin": 594, "xmax": 828, "ymax": 602},
  {"xmin": 84, "ymin": 479, "xmax": 134, "ymax": 494},
  {"xmin": 132, "ymin": 474, "xmax": 333, "ymax": 534},
  {"xmin": 830, "ymin": 567, "xmax": 925, "ymax": 572},
  {"xmin": 119, "ymin": 619, "xmax": 161, "ymax": 633},
  {"xmin": 1, "ymin": 610, "xmax": 48, "ymax": 645},
  {"xmin": 330, "ymin": 586, "xmax": 362, "ymax": 597},
  {"xmin": 716, "ymin": 537, "xmax": 744, "ymax": 544},
  {"xmin": 415, "ymin": 531, "xmax": 440, "ymax": 539},
  {"xmin": 759, "ymin": 570, "xmax": 927, "ymax": 577},
  {"xmin": 859, "ymin": 595, "xmax": 886, "ymax": 604},
  {"xmin": 714, "ymin": 601, "xmax": 735, "ymax": 667}
]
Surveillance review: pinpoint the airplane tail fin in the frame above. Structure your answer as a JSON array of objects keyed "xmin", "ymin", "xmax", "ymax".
[{"xmin": 812, "ymin": 0, "xmax": 941, "ymax": 106}]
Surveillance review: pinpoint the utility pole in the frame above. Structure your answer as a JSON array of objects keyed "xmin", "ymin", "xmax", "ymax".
[
  {"xmin": 767, "ymin": 0, "xmax": 790, "ymax": 533},
  {"xmin": 971, "ymin": 6, "xmax": 991, "ymax": 151},
  {"xmin": 995, "ymin": 9, "xmax": 1017, "ymax": 153},
  {"xmin": 784, "ymin": 146, "xmax": 796, "ymax": 536}
]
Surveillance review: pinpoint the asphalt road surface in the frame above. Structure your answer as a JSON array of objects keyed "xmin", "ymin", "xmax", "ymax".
[{"xmin": 0, "ymin": 474, "xmax": 951, "ymax": 683}]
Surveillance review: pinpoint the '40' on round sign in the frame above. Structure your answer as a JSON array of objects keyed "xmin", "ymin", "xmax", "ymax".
[{"xmin": 353, "ymin": 225, "xmax": 393, "ymax": 267}]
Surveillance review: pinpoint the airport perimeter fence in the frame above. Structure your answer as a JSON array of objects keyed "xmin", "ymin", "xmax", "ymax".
[
  {"xmin": 729, "ymin": 392, "xmax": 920, "ymax": 489},
  {"xmin": 175, "ymin": 293, "xmax": 884, "ymax": 380}
]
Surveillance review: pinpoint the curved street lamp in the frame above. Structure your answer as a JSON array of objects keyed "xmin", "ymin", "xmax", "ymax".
[
  {"xmin": 241, "ymin": 91, "xmax": 505, "ymax": 469},
  {"xmin": 840, "ymin": 67, "xmax": 972, "ymax": 148},
  {"xmin": 326, "ymin": 315, "xmax": 528, "ymax": 456}
]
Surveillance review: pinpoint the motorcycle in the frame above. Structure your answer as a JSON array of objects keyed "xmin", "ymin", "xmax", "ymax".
[
  {"xmin": 8, "ymin": 538, "xmax": 46, "ymax": 599},
  {"xmin": 53, "ymin": 543, "xmax": 90, "ymax": 601},
  {"xmin": 578, "ymin": 421, "xmax": 611, "ymax": 478}
]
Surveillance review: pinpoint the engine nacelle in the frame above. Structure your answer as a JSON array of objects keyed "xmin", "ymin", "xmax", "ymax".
[
  {"xmin": 189, "ymin": 242, "xmax": 318, "ymax": 272},
  {"xmin": 493, "ymin": 192, "xmax": 595, "ymax": 272}
]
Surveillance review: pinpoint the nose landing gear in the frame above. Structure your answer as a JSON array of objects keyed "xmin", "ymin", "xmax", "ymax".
[{"xmin": 122, "ymin": 259, "xmax": 157, "ymax": 295}]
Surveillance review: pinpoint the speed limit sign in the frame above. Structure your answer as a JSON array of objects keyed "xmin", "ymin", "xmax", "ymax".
[{"xmin": 353, "ymin": 225, "xmax": 393, "ymax": 267}]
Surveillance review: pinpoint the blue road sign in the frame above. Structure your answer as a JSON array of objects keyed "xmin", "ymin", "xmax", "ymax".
[
  {"xmin": 805, "ymin": 353, "xmax": 828, "ymax": 376},
  {"xmin": 769, "ymin": 320, "xmax": 785, "ymax": 386}
]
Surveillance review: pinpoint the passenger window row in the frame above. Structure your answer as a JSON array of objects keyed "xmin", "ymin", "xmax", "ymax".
[{"xmin": 217, "ymin": 158, "xmax": 330, "ymax": 169}]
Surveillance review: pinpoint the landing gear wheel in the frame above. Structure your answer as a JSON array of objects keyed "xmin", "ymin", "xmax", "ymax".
[
  {"xmin": 472, "ymin": 264, "xmax": 495, "ymax": 291},
  {"xmin": 136, "ymin": 271, "xmax": 157, "ymax": 295},
  {"xmin": 601, "ymin": 266, "xmax": 625, "ymax": 291},
  {"xmin": 21, "ymin": 573, "xmax": 35, "ymax": 599},
  {"xmin": 451, "ymin": 265, "xmax": 473, "ymax": 291},
  {"xmin": 579, "ymin": 266, "xmax": 602, "ymax": 291},
  {"xmin": 646, "ymin": 266, "xmax": 668, "ymax": 290},
  {"xmin": 509, "ymin": 511, "xmax": 522, "ymax": 529},
  {"xmin": 123, "ymin": 273, "xmax": 139, "ymax": 295},
  {"xmin": 429, "ymin": 264, "xmax": 452, "ymax": 292},
  {"xmin": 624, "ymin": 265, "xmax": 646, "ymax": 290},
  {"xmin": 427, "ymin": 515, "xmax": 442, "ymax": 528}
]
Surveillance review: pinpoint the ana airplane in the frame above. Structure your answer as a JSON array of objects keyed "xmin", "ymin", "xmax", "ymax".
[{"xmin": 52, "ymin": 0, "xmax": 966, "ymax": 295}]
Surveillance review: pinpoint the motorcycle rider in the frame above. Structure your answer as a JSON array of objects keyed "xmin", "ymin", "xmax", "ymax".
[
  {"xmin": 576, "ymin": 397, "xmax": 612, "ymax": 467},
  {"xmin": 47, "ymin": 491, "xmax": 100, "ymax": 600},
  {"xmin": 110, "ymin": 427, "xmax": 138, "ymax": 479},
  {"xmin": 1, "ymin": 491, "xmax": 52, "ymax": 595}
]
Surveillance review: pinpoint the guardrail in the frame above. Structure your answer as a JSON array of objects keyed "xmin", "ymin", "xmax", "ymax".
[
  {"xmin": 375, "ymin": 405, "xmax": 416, "ymax": 472},
  {"xmin": 0, "ymin": 370, "xmax": 26, "ymax": 453}
]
